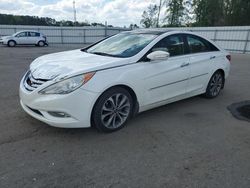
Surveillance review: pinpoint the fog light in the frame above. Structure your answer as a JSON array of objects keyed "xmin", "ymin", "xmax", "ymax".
[{"xmin": 48, "ymin": 111, "xmax": 71, "ymax": 118}]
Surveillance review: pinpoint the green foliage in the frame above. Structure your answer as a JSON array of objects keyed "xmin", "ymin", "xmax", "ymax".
[
  {"xmin": 166, "ymin": 0, "xmax": 185, "ymax": 26},
  {"xmin": 0, "ymin": 14, "xmax": 113, "ymax": 27},
  {"xmin": 140, "ymin": 4, "xmax": 158, "ymax": 28},
  {"xmin": 193, "ymin": 0, "xmax": 224, "ymax": 26},
  {"xmin": 141, "ymin": 0, "xmax": 250, "ymax": 27},
  {"xmin": 224, "ymin": 0, "xmax": 250, "ymax": 26},
  {"xmin": 193, "ymin": 0, "xmax": 250, "ymax": 26},
  {"xmin": 129, "ymin": 24, "xmax": 139, "ymax": 29}
]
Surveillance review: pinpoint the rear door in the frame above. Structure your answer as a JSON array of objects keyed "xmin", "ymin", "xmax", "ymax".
[
  {"xmin": 27, "ymin": 32, "xmax": 40, "ymax": 44},
  {"xmin": 184, "ymin": 34, "xmax": 219, "ymax": 93}
]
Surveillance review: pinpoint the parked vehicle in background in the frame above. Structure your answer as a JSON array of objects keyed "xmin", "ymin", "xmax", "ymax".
[
  {"xmin": 19, "ymin": 29, "xmax": 231, "ymax": 132},
  {"xmin": 0, "ymin": 30, "xmax": 48, "ymax": 47}
]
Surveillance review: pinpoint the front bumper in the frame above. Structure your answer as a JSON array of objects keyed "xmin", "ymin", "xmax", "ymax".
[
  {"xmin": 0, "ymin": 38, "xmax": 7, "ymax": 45},
  {"xmin": 19, "ymin": 77, "xmax": 99, "ymax": 128}
]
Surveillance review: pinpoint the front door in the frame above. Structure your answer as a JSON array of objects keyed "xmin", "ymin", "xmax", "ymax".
[
  {"xmin": 141, "ymin": 34, "xmax": 190, "ymax": 106},
  {"xmin": 15, "ymin": 32, "xmax": 28, "ymax": 44}
]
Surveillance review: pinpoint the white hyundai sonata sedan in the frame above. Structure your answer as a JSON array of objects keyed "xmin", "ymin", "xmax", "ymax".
[{"xmin": 19, "ymin": 29, "xmax": 230, "ymax": 132}]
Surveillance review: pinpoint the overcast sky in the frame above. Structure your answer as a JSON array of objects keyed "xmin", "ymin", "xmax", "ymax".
[{"xmin": 0, "ymin": 0, "xmax": 159, "ymax": 27}]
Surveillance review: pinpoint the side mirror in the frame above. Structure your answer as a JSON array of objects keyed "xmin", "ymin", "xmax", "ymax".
[{"xmin": 147, "ymin": 51, "xmax": 170, "ymax": 61}]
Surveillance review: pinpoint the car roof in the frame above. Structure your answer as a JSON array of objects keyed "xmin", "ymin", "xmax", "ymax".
[
  {"xmin": 15, "ymin": 30, "xmax": 41, "ymax": 33},
  {"xmin": 123, "ymin": 28, "xmax": 196, "ymax": 36},
  {"xmin": 124, "ymin": 29, "xmax": 171, "ymax": 35},
  {"xmin": 122, "ymin": 29, "xmax": 223, "ymax": 50}
]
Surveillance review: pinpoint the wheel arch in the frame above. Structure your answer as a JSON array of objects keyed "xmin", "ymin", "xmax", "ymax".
[
  {"xmin": 90, "ymin": 84, "xmax": 139, "ymax": 126},
  {"xmin": 115, "ymin": 84, "xmax": 139, "ymax": 115},
  {"xmin": 8, "ymin": 40, "xmax": 16, "ymax": 46},
  {"xmin": 37, "ymin": 40, "xmax": 45, "ymax": 46},
  {"xmin": 214, "ymin": 68, "xmax": 225, "ymax": 88}
]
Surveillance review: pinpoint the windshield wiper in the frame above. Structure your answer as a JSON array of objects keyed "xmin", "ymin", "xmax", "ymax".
[{"xmin": 90, "ymin": 52, "xmax": 120, "ymax": 57}]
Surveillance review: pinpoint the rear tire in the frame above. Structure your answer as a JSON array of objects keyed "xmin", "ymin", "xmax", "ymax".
[
  {"xmin": 38, "ymin": 41, "xmax": 45, "ymax": 47},
  {"xmin": 92, "ymin": 87, "xmax": 134, "ymax": 132},
  {"xmin": 8, "ymin": 40, "xmax": 16, "ymax": 47},
  {"xmin": 204, "ymin": 71, "xmax": 224, "ymax": 98}
]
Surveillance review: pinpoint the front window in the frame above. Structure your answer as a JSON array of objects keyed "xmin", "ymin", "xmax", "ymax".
[
  {"xmin": 15, "ymin": 32, "xmax": 27, "ymax": 37},
  {"xmin": 152, "ymin": 35, "xmax": 185, "ymax": 57},
  {"xmin": 86, "ymin": 33, "xmax": 157, "ymax": 58}
]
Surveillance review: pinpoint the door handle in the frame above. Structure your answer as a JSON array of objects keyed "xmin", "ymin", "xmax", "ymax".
[
  {"xmin": 180, "ymin": 62, "xmax": 190, "ymax": 67},
  {"xmin": 210, "ymin": 56, "xmax": 216, "ymax": 59}
]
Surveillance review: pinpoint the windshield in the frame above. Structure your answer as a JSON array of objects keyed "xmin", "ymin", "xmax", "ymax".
[
  {"xmin": 86, "ymin": 33, "xmax": 157, "ymax": 58},
  {"xmin": 12, "ymin": 32, "xmax": 19, "ymax": 36}
]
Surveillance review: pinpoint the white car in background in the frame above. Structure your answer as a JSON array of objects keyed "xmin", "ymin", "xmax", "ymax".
[
  {"xmin": 0, "ymin": 30, "xmax": 48, "ymax": 47},
  {"xmin": 19, "ymin": 29, "xmax": 231, "ymax": 132}
]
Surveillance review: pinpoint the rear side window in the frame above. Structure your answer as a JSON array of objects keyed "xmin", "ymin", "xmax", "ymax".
[
  {"xmin": 186, "ymin": 35, "xmax": 219, "ymax": 53},
  {"xmin": 29, "ymin": 32, "xmax": 40, "ymax": 37},
  {"xmin": 152, "ymin": 35, "xmax": 184, "ymax": 57}
]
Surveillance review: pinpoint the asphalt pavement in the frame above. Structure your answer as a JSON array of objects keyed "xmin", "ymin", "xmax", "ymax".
[{"xmin": 0, "ymin": 45, "xmax": 250, "ymax": 188}]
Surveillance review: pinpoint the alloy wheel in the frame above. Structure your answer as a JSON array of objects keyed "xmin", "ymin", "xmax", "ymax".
[
  {"xmin": 209, "ymin": 73, "xmax": 223, "ymax": 97},
  {"xmin": 101, "ymin": 93, "xmax": 131, "ymax": 129}
]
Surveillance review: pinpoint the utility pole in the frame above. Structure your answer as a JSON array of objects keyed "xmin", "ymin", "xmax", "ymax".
[
  {"xmin": 157, "ymin": 0, "xmax": 163, "ymax": 27},
  {"xmin": 73, "ymin": 0, "xmax": 77, "ymax": 25}
]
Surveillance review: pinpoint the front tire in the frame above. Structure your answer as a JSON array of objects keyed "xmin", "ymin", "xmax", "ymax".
[
  {"xmin": 92, "ymin": 87, "xmax": 133, "ymax": 132},
  {"xmin": 8, "ymin": 40, "xmax": 16, "ymax": 47},
  {"xmin": 204, "ymin": 71, "xmax": 224, "ymax": 98}
]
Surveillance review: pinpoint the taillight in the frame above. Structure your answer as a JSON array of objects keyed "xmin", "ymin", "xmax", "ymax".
[{"xmin": 226, "ymin": 55, "xmax": 231, "ymax": 62}]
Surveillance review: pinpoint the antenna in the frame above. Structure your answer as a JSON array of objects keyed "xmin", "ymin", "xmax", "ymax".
[{"xmin": 73, "ymin": 0, "xmax": 77, "ymax": 24}]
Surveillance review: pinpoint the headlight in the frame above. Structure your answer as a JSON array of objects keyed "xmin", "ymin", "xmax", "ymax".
[{"xmin": 39, "ymin": 72, "xmax": 95, "ymax": 94}]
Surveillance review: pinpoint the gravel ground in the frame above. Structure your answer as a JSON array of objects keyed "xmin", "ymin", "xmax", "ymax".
[{"xmin": 0, "ymin": 45, "xmax": 250, "ymax": 188}]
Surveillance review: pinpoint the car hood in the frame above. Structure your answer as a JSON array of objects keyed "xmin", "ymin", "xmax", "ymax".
[
  {"xmin": 30, "ymin": 49, "xmax": 133, "ymax": 80},
  {"xmin": 0, "ymin": 35, "xmax": 11, "ymax": 40}
]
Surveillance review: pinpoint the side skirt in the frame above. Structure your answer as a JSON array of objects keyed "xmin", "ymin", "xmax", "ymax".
[{"xmin": 138, "ymin": 89, "xmax": 205, "ymax": 113}]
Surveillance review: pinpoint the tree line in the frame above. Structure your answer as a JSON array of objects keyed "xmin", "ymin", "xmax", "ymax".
[
  {"xmin": 140, "ymin": 0, "xmax": 250, "ymax": 28},
  {"xmin": 0, "ymin": 14, "xmax": 113, "ymax": 27}
]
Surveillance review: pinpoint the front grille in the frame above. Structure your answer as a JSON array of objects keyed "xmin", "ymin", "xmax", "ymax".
[{"xmin": 24, "ymin": 72, "xmax": 48, "ymax": 92}]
